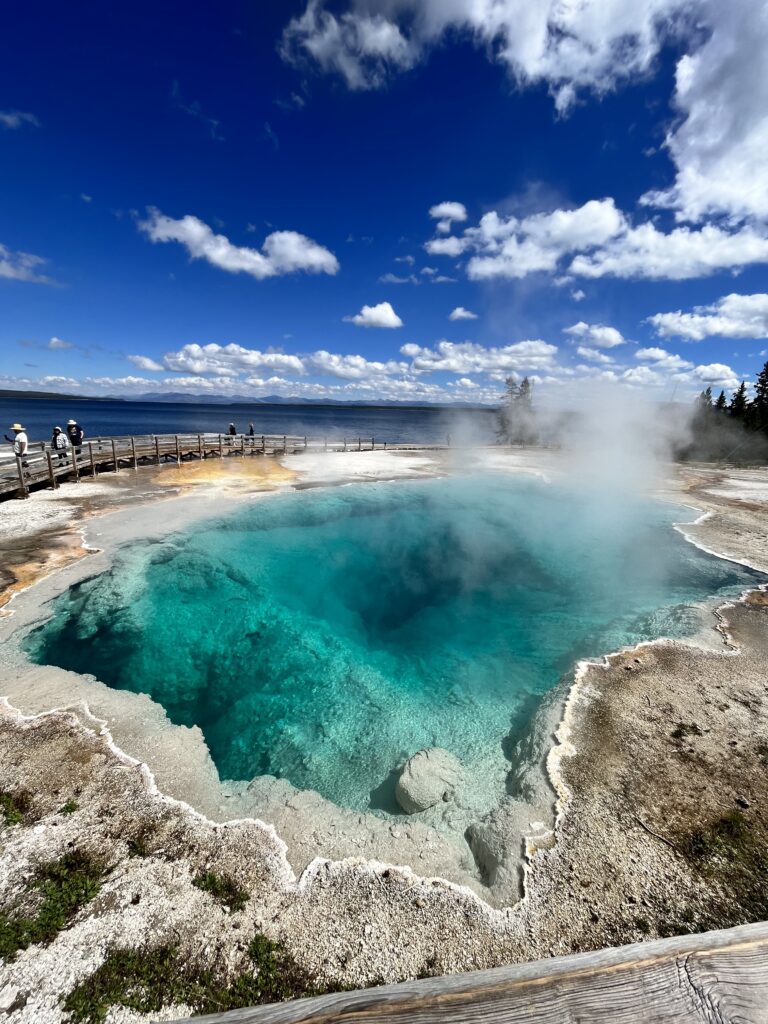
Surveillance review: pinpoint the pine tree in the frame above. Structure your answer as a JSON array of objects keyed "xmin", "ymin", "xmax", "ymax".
[
  {"xmin": 730, "ymin": 381, "xmax": 748, "ymax": 420},
  {"xmin": 752, "ymin": 361, "xmax": 768, "ymax": 432},
  {"xmin": 714, "ymin": 390, "xmax": 727, "ymax": 411}
]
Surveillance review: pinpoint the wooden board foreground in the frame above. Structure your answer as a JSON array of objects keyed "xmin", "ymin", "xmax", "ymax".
[{"xmin": 167, "ymin": 920, "xmax": 768, "ymax": 1023}]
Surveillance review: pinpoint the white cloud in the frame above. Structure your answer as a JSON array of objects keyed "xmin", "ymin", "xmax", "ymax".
[
  {"xmin": 690, "ymin": 363, "xmax": 742, "ymax": 389},
  {"xmin": 564, "ymin": 321, "xmax": 624, "ymax": 348},
  {"xmin": 429, "ymin": 201, "xmax": 467, "ymax": 233},
  {"xmin": 576, "ymin": 346, "xmax": 614, "ymax": 364},
  {"xmin": 162, "ymin": 343, "xmax": 306, "ymax": 376},
  {"xmin": 449, "ymin": 306, "xmax": 478, "ymax": 321},
  {"xmin": 343, "ymin": 300, "xmax": 403, "ymax": 328},
  {"xmin": 569, "ymin": 221, "xmax": 768, "ymax": 280},
  {"xmin": 128, "ymin": 354, "xmax": 164, "ymax": 371},
  {"xmin": 80, "ymin": 193, "xmax": 93, "ymax": 203},
  {"xmin": 635, "ymin": 346, "xmax": 693, "ymax": 370},
  {"xmin": 0, "ymin": 110, "xmax": 39, "ymax": 130},
  {"xmin": 640, "ymin": 4, "xmax": 768, "ymax": 223},
  {"xmin": 571, "ymin": 288, "xmax": 586, "ymax": 301},
  {"xmin": 0, "ymin": 243, "xmax": 54, "ymax": 285},
  {"xmin": 138, "ymin": 208, "xmax": 339, "ymax": 280},
  {"xmin": 307, "ymin": 350, "xmax": 408, "ymax": 378},
  {"xmin": 47, "ymin": 337, "xmax": 73, "ymax": 350},
  {"xmin": 378, "ymin": 271, "xmax": 418, "ymax": 285},
  {"xmin": 401, "ymin": 339, "xmax": 557, "ymax": 374},
  {"xmin": 424, "ymin": 236, "xmax": 467, "ymax": 257},
  {"xmin": 281, "ymin": 1, "xmax": 687, "ymax": 109},
  {"xmin": 648, "ymin": 293, "xmax": 768, "ymax": 341}
]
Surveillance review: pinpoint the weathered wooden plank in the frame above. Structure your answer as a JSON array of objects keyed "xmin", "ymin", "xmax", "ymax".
[{"xmin": 164, "ymin": 922, "xmax": 768, "ymax": 1024}]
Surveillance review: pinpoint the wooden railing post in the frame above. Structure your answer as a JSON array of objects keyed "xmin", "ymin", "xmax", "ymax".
[
  {"xmin": 71, "ymin": 443, "xmax": 80, "ymax": 482},
  {"xmin": 154, "ymin": 435, "xmax": 160, "ymax": 465},
  {"xmin": 241, "ymin": 434, "xmax": 245, "ymax": 455},
  {"xmin": 283, "ymin": 434, "xmax": 287, "ymax": 453},
  {"xmin": 175, "ymin": 434, "xmax": 181, "ymax": 464},
  {"xmin": 15, "ymin": 456, "xmax": 28, "ymax": 498},
  {"xmin": 45, "ymin": 450, "xmax": 58, "ymax": 490},
  {"xmin": 371, "ymin": 436, "xmax": 374, "ymax": 450},
  {"xmin": 130, "ymin": 436, "xmax": 137, "ymax": 470},
  {"xmin": 358, "ymin": 437, "xmax": 361, "ymax": 451},
  {"xmin": 218, "ymin": 434, "xmax": 223, "ymax": 457},
  {"xmin": 261, "ymin": 434, "xmax": 265, "ymax": 452},
  {"xmin": 111, "ymin": 438, "xmax": 118, "ymax": 472},
  {"xmin": 197, "ymin": 434, "xmax": 203, "ymax": 459},
  {"xmin": 88, "ymin": 442, "xmax": 97, "ymax": 478}
]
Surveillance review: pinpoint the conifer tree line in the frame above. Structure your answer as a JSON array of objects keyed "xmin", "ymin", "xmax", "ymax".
[
  {"xmin": 497, "ymin": 360, "xmax": 768, "ymax": 463},
  {"xmin": 682, "ymin": 359, "xmax": 768, "ymax": 462}
]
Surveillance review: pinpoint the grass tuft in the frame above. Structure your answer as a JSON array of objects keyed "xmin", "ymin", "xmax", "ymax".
[
  {"xmin": 60, "ymin": 800, "xmax": 78, "ymax": 816},
  {"xmin": 192, "ymin": 871, "xmax": 249, "ymax": 913},
  {"xmin": 63, "ymin": 934, "xmax": 323, "ymax": 1024}
]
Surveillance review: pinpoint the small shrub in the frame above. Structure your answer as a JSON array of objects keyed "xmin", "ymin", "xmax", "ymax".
[
  {"xmin": 0, "ymin": 850, "xmax": 104, "ymax": 961},
  {"xmin": 0, "ymin": 790, "xmax": 32, "ymax": 826},
  {"xmin": 192, "ymin": 871, "xmax": 248, "ymax": 913},
  {"xmin": 60, "ymin": 800, "xmax": 78, "ymax": 815}
]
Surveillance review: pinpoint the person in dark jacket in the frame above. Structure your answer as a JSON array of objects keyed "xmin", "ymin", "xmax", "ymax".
[
  {"xmin": 66, "ymin": 419, "xmax": 84, "ymax": 452},
  {"xmin": 51, "ymin": 425, "xmax": 69, "ymax": 461},
  {"xmin": 248, "ymin": 422, "xmax": 255, "ymax": 436},
  {"xmin": 228, "ymin": 422, "xmax": 237, "ymax": 436}
]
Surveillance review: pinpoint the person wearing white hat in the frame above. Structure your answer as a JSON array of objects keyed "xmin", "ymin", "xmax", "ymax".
[
  {"xmin": 4, "ymin": 423, "xmax": 29, "ymax": 463},
  {"xmin": 66, "ymin": 418, "xmax": 84, "ymax": 452},
  {"xmin": 51, "ymin": 425, "xmax": 69, "ymax": 462}
]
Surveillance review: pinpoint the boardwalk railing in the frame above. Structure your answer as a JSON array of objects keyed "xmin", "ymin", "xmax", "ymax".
[
  {"xmin": 166, "ymin": 920, "xmax": 768, "ymax": 1023},
  {"xmin": 0, "ymin": 432, "xmax": 413, "ymax": 500}
]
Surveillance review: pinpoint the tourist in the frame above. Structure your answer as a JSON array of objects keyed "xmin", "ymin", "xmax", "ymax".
[
  {"xmin": 248, "ymin": 422, "xmax": 254, "ymax": 436},
  {"xmin": 66, "ymin": 419, "xmax": 84, "ymax": 452},
  {"xmin": 228, "ymin": 422, "xmax": 237, "ymax": 436},
  {"xmin": 51, "ymin": 425, "xmax": 69, "ymax": 461},
  {"xmin": 4, "ymin": 423, "xmax": 29, "ymax": 466}
]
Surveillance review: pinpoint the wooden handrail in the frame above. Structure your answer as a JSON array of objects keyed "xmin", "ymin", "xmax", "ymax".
[{"xmin": 166, "ymin": 920, "xmax": 768, "ymax": 1024}]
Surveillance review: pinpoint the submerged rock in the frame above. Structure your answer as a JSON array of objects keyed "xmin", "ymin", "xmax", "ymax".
[{"xmin": 395, "ymin": 748, "xmax": 462, "ymax": 814}]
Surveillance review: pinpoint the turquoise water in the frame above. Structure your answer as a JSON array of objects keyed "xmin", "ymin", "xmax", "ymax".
[{"xmin": 26, "ymin": 474, "xmax": 764, "ymax": 813}]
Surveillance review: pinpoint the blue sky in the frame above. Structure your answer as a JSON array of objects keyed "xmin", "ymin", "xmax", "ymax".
[{"xmin": 1, "ymin": 0, "xmax": 768, "ymax": 405}]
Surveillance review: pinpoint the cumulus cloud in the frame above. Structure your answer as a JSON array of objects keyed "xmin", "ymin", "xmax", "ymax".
[
  {"xmin": 307, "ymin": 350, "xmax": 408, "ymax": 378},
  {"xmin": 0, "ymin": 243, "xmax": 54, "ymax": 285},
  {"xmin": 429, "ymin": 201, "xmax": 468, "ymax": 233},
  {"xmin": 576, "ymin": 346, "xmax": 614, "ymax": 364},
  {"xmin": 635, "ymin": 346, "xmax": 693, "ymax": 370},
  {"xmin": 162, "ymin": 343, "xmax": 306, "ymax": 376},
  {"xmin": 448, "ymin": 306, "xmax": 478, "ymax": 321},
  {"xmin": 690, "ymin": 363, "xmax": 741, "ymax": 389},
  {"xmin": 401, "ymin": 339, "xmax": 557, "ymax": 374},
  {"xmin": 343, "ymin": 300, "xmax": 403, "ymax": 328},
  {"xmin": 138, "ymin": 208, "xmax": 339, "ymax": 280},
  {"xmin": 0, "ymin": 110, "xmax": 39, "ymax": 129},
  {"xmin": 128, "ymin": 354, "xmax": 164, "ymax": 371},
  {"xmin": 564, "ymin": 321, "xmax": 624, "ymax": 349},
  {"xmin": 648, "ymin": 293, "xmax": 768, "ymax": 341}
]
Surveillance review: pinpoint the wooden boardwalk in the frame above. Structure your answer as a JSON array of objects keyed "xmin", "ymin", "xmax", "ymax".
[
  {"xmin": 167, "ymin": 920, "xmax": 768, "ymax": 1023},
  {"xmin": 0, "ymin": 431, "xmax": 427, "ymax": 500}
]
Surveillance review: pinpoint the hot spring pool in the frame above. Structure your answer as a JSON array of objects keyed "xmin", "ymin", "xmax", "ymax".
[{"xmin": 25, "ymin": 473, "xmax": 764, "ymax": 814}]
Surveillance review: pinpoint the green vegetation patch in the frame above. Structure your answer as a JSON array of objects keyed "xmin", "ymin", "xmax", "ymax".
[
  {"xmin": 60, "ymin": 800, "xmax": 78, "ymax": 815},
  {"xmin": 192, "ymin": 870, "xmax": 249, "ymax": 912},
  {"xmin": 0, "ymin": 789, "xmax": 33, "ymax": 826},
  {"xmin": 0, "ymin": 850, "xmax": 105, "ymax": 961},
  {"xmin": 675, "ymin": 810, "xmax": 768, "ymax": 927},
  {"xmin": 64, "ymin": 934, "xmax": 322, "ymax": 1024}
]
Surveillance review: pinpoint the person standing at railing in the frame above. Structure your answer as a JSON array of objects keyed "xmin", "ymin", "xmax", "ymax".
[
  {"xmin": 4, "ymin": 423, "xmax": 29, "ymax": 466},
  {"xmin": 66, "ymin": 418, "xmax": 84, "ymax": 453},
  {"xmin": 227, "ymin": 422, "xmax": 237, "ymax": 446},
  {"xmin": 51, "ymin": 425, "xmax": 69, "ymax": 462}
]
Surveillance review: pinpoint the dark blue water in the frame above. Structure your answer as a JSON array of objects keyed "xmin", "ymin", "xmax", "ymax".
[
  {"xmin": 27, "ymin": 473, "xmax": 765, "ymax": 813},
  {"xmin": 0, "ymin": 397, "xmax": 498, "ymax": 445}
]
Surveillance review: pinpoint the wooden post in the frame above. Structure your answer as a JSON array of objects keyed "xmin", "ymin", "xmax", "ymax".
[
  {"xmin": 371, "ymin": 436, "xmax": 374, "ymax": 450},
  {"xmin": 218, "ymin": 434, "xmax": 223, "ymax": 457},
  {"xmin": 261, "ymin": 434, "xmax": 265, "ymax": 453},
  {"xmin": 130, "ymin": 436, "xmax": 137, "ymax": 470},
  {"xmin": 71, "ymin": 443, "xmax": 80, "ymax": 482},
  {"xmin": 111, "ymin": 438, "xmax": 119, "ymax": 472},
  {"xmin": 45, "ymin": 450, "xmax": 58, "ymax": 490},
  {"xmin": 304, "ymin": 435, "xmax": 307, "ymax": 450},
  {"xmin": 154, "ymin": 435, "xmax": 160, "ymax": 465},
  {"xmin": 283, "ymin": 434, "xmax": 287, "ymax": 453},
  {"xmin": 88, "ymin": 442, "xmax": 97, "ymax": 478},
  {"xmin": 15, "ymin": 456, "xmax": 28, "ymax": 498},
  {"xmin": 358, "ymin": 437, "xmax": 361, "ymax": 451},
  {"xmin": 198, "ymin": 434, "xmax": 203, "ymax": 460},
  {"xmin": 175, "ymin": 434, "xmax": 181, "ymax": 464}
]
